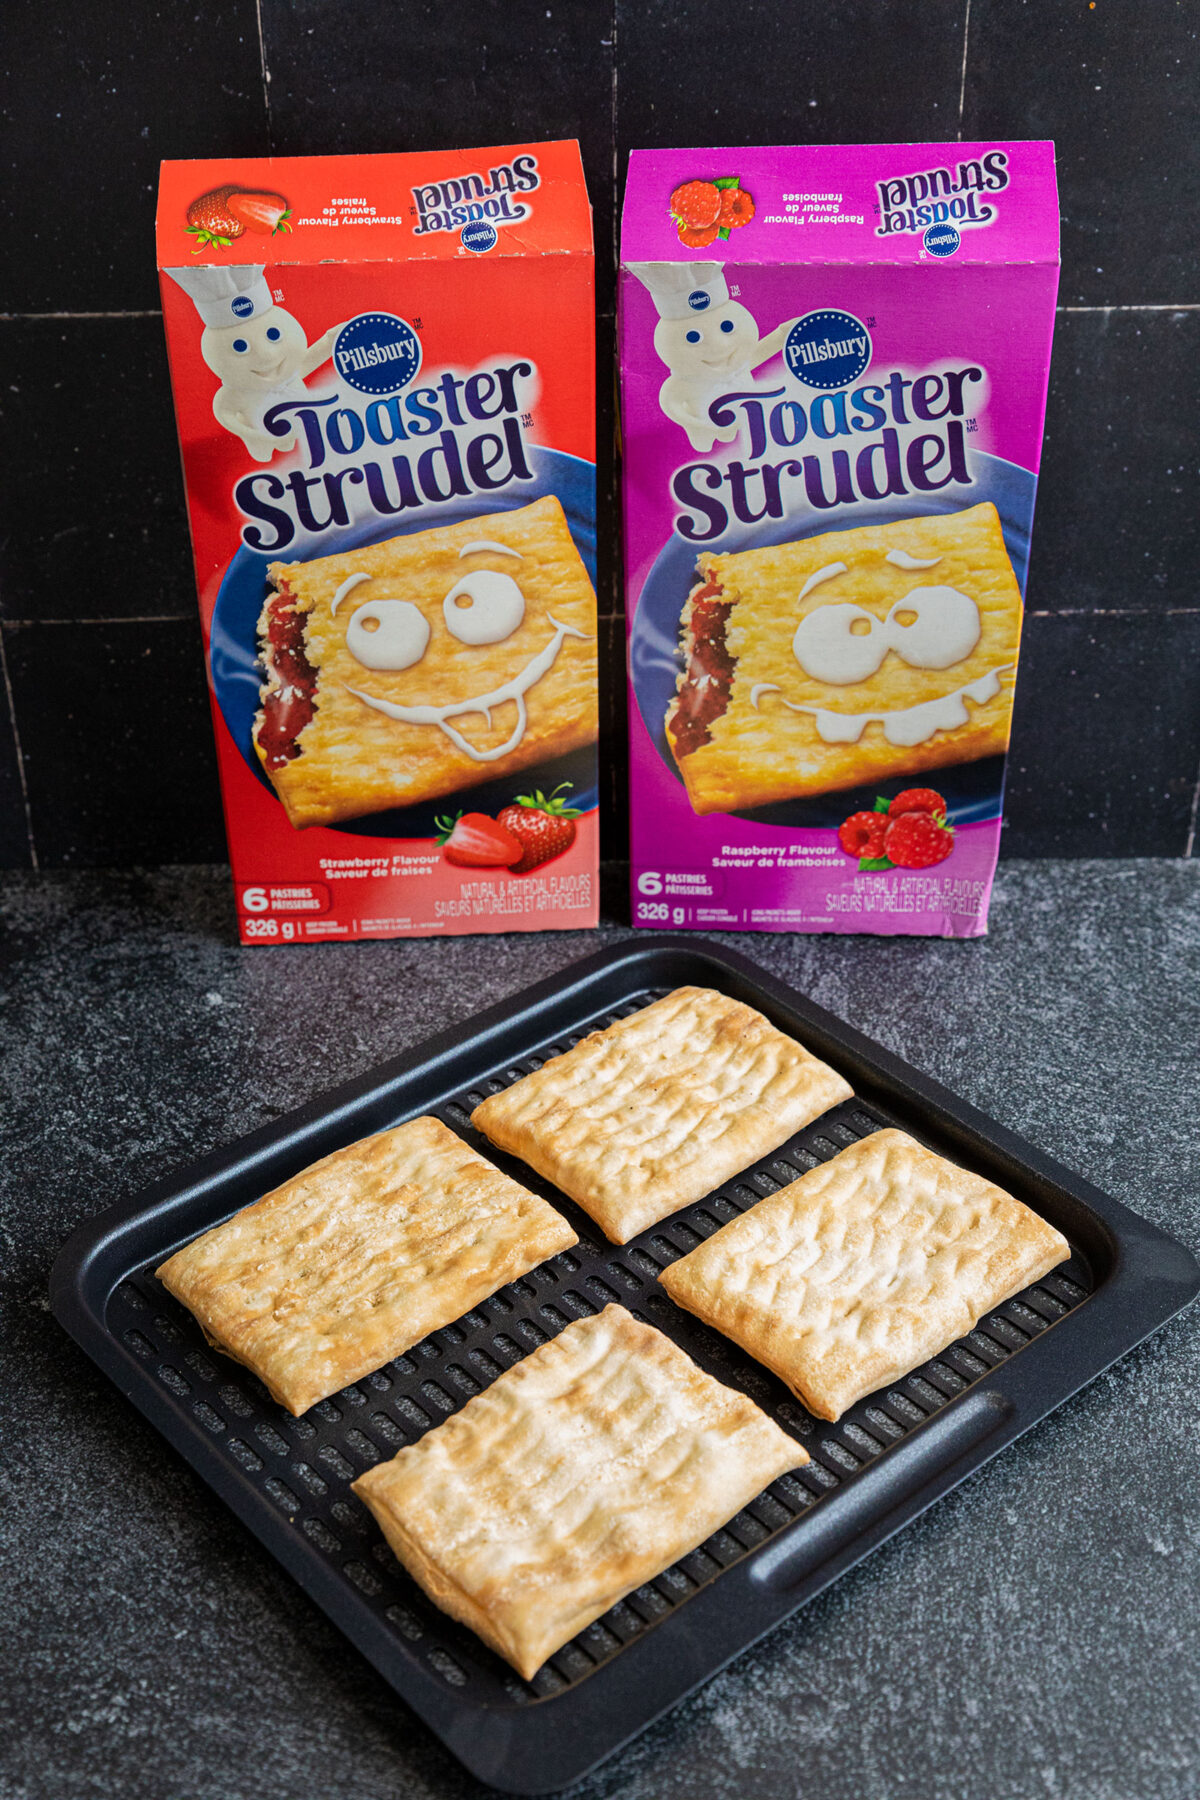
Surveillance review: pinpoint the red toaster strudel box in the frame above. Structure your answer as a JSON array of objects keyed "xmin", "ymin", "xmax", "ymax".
[{"xmin": 157, "ymin": 143, "xmax": 598, "ymax": 944}]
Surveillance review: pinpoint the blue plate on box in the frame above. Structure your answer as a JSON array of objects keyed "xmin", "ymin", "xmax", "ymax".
[
  {"xmin": 210, "ymin": 447, "xmax": 598, "ymax": 837},
  {"xmin": 629, "ymin": 451, "xmax": 1035, "ymax": 828}
]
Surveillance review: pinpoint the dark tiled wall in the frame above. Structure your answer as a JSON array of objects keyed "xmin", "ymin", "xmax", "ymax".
[{"xmin": 2, "ymin": 0, "xmax": 1197, "ymax": 869}]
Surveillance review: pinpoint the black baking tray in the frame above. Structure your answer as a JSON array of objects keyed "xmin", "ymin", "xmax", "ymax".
[{"xmin": 50, "ymin": 939, "xmax": 1200, "ymax": 1793}]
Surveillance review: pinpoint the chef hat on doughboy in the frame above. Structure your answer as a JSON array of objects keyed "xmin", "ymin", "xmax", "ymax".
[
  {"xmin": 164, "ymin": 264, "xmax": 274, "ymax": 329},
  {"xmin": 629, "ymin": 261, "xmax": 730, "ymax": 320}
]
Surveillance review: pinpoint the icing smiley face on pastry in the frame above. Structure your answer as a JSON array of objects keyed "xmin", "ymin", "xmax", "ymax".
[
  {"xmin": 790, "ymin": 580, "xmax": 982, "ymax": 684},
  {"xmin": 254, "ymin": 495, "xmax": 600, "ymax": 829},
  {"xmin": 750, "ymin": 549, "xmax": 1013, "ymax": 749},
  {"xmin": 334, "ymin": 539, "xmax": 589, "ymax": 764}
]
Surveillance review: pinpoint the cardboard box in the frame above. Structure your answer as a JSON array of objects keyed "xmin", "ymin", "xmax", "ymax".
[
  {"xmin": 157, "ymin": 143, "xmax": 598, "ymax": 945},
  {"xmin": 619, "ymin": 143, "xmax": 1059, "ymax": 937}
]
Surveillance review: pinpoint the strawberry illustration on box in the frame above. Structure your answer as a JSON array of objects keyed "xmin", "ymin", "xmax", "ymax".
[
  {"xmin": 227, "ymin": 191, "xmax": 292, "ymax": 236},
  {"xmin": 497, "ymin": 787, "xmax": 582, "ymax": 873},
  {"xmin": 437, "ymin": 787, "xmax": 581, "ymax": 874},
  {"xmin": 437, "ymin": 811, "xmax": 522, "ymax": 868},
  {"xmin": 186, "ymin": 186, "xmax": 294, "ymax": 251}
]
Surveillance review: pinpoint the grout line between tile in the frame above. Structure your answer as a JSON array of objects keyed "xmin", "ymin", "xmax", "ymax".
[
  {"xmin": 610, "ymin": 0, "xmax": 619, "ymax": 275},
  {"xmin": 0, "ymin": 611, "xmax": 634, "ymax": 628},
  {"xmin": 1027, "ymin": 607, "xmax": 1200, "ymax": 618},
  {"xmin": 1058, "ymin": 304, "xmax": 1200, "ymax": 314},
  {"xmin": 1185, "ymin": 763, "xmax": 1200, "ymax": 860},
  {"xmin": 957, "ymin": 0, "xmax": 972, "ymax": 139},
  {"xmin": 1, "ymin": 616, "xmax": 189, "ymax": 627},
  {"xmin": 0, "ymin": 311, "xmax": 162, "ymax": 322},
  {"xmin": 0, "ymin": 627, "xmax": 38, "ymax": 871},
  {"xmin": 7, "ymin": 604, "xmax": 1186, "ymax": 629},
  {"xmin": 255, "ymin": 0, "xmax": 273, "ymax": 153},
  {"xmin": 5, "ymin": 304, "xmax": 1193, "ymax": 324}
]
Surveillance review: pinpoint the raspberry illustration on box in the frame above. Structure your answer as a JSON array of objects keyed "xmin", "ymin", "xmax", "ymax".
[
  {"xmin": 668, "ymin": 177, "xmax": 756, "ymax": 248},
  {"xmin": 838, "ymin": 789, "xmax": 955, "ymax": 870}
]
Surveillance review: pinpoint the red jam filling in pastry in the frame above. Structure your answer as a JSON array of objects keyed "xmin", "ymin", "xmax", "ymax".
[
  {"xmin": 668, "ymin": 580, "xmax": 735, "ymax": 759},
  {"xmin": 258, "ymin": 582, "xmax": 318, "ymax": 767}
]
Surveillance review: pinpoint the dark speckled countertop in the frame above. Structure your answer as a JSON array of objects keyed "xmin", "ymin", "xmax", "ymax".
[{"xmin": 2, "ymin": 860, "xmax": 1199, "ymax": 1800}]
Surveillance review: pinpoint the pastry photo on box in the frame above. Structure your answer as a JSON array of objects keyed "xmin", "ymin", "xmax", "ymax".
[
  {"xmin": 156, "ymin": 140, "xmax": 600, "ymax": 943},
  {"xmin": 665, "ymin": 502, "xmax": 1022, "ymax": 816},
  {"xmin": 255, "ymin": 495, "xmax": 599, "ymax": 830},
  {"xmin": 619, "ymin": 141, "xmax": 1060, "ymax": 938}
]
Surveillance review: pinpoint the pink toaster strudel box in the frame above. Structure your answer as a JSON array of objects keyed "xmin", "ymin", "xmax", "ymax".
[{"xmin": 619, "ymin": 142, "xmax": 1059, "ymax": 936}]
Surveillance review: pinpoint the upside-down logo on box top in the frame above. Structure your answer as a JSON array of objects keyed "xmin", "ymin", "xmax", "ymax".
[
  {"xmin": 875, "ymin": 150, "xmax": 1010, "ymax": 240},
  {"xmin": 333, "ymin": 312, "xmax": 422, "ymax": 395},
  {"xmin": 785, "ymin": 310, "xmax": 872, "ymax": 391},
  {"xmin": 411, "ymin": 153, "xmax": 541, "ymax": 248}
]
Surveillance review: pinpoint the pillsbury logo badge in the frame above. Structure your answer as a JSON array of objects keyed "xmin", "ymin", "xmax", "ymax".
[
  {"xmin": 785, "ymin": 309, "xmax": 872, "ymax": 391},
  {"xmin": 461, "ymin": 220, "xmax": 497, "ymax": 254},
  {"xmin": 231, "ymin": 294, "xmax": 254, "ymax": 318},
  {"xmin": 924, "ymin": 223, "xmax": 960, "ymax": 257},
  {"xmin": 333, "ymin": 312, "xmax": 422, "ymax": 396},
  {"xmin": 687, "ymin": 290, "xmax": 711, "ymax": 311}
]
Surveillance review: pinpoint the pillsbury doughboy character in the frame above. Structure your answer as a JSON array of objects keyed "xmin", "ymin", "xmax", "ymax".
[
  {"xmin": 165, "ymin": 264, "xmax": 344, "ymax": 462},
  {"xmin": 629, "ymin": 261, "xmax": 799, "ymax": 454}
]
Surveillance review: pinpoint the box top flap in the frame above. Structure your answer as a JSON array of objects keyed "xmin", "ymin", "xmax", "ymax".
[
  {"xmin": 621, "ymin": 141, "xmax": 1059, "ymax": 268},
  {"xmin": 157, "ymin": 141, "xmax": 592, "ymax": 273}
]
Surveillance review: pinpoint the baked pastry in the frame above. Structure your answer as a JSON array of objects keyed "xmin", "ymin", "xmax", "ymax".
[
  {"xmin": 155, "ymin": 1115, "xmax": 577, "ymax": 1415},
  {"xmin": 352, "ymin": 1303, "xmax": 807, "ymax": 1679},
  {"xmin": 666, "ymin": 503, "xmax": 1023, "ymax": 815},
  {"xmin": 660, "ymin": 1128, "xmax": 1069, "ymax": 1421},
  {"xmin": 255, "ymin": 495, "xmax": 598, "ymax": 828},
  {"xmin": 470, "ymin": 985, "xmax": 852, "ymax": 1243}
]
